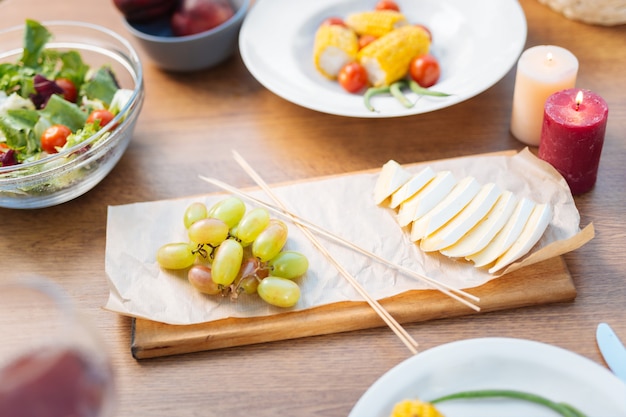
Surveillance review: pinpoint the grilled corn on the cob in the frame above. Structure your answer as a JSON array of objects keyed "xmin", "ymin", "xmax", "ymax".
[
  {"xmin": 389, "ymin": 399, "xmax": 445, "ymax": 417},
  {"xmin": 313, "ymin": 24, "xmax": 359, "ymax": 79},
  {"xmin": 346, "ymin": 10, "xmax": 408, "ymax": 37},
  {"xmin": 358, "ymin": 25, "xmax": 431, "ymax": 87}
]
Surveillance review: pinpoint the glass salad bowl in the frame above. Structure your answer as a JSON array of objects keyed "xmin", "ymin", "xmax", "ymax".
[{"xmin": 0, "ymin": 20, "xmax": 144, "ymax": 209}]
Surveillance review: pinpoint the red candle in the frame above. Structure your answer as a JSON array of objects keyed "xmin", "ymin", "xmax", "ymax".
[{"xmin": 538, "ymin": 88, "xmax": 608, "ymax": 194}]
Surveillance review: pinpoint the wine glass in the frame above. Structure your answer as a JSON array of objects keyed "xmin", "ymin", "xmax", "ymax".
[{"xmin": 0, "ymin": 276, "xmax": 115, "ymax": 417}]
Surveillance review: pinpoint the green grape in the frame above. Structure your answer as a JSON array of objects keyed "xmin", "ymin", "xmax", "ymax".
[
  {"xmin": 208, "ymin": 197, "xmax": 246, "ymax": 229},
  {"xmin": 252, "ymin": 219, "xmax": 288, "ymax": 262},
  {"xmin": 235, "ymin": 207, "xmax": 270, "ymax": 244},
  {"xmin": 211, "ymin": 239, "xmax": 244, "ymax": 286},
  {"xmin": 230, "ymin": 224, "xmax": 249, "ymax": 247},
  {"xmin": 188, "ymin": 264, "xmax": 222, "ymax": 295},
  {"xmin": 257, "ymin": 276, "xmax": 301, "ymax": 307},
  {"xmin": 188, "ymin": 218, "xmax": 229, "ymax": 246},
  {"xmin": 237, "ymin": 275, "xmax": 260, "ymax": 295},
  {"xmin": 183, "ymin": 202, "xmax": 208, "ymax": 229},
  {"xmin": 156, "ymin": 242, "xmax": 196, "ymax": 270},
  {"xmin": 233, "ymin": 257, "xmax": 261, "ymax": 294},
  {"xmin": 268, "ymin": 251, "xmax": 309, "ymax": 279}
]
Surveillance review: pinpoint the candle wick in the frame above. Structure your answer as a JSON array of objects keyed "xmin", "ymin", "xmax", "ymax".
[{"xmin": 575, "ymin": 90, "xmax": 584, "ymax": 111}]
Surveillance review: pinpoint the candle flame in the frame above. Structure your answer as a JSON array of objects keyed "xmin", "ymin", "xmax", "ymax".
[
  {"xmin": 546, "ymin": 52, "xmax": 553, "ymax": 62},
  {"xmin": 575, "ymin": 90, "xmax": 583, "ymax": 110}
]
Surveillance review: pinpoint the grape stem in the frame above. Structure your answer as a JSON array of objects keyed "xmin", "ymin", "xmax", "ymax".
[
  {"xmin": 192, "ymin": 243, "xmax": 208, "ymax": 259},
  {"xmin": 430, "ymin": 389, "xmax": 587, "ymax": 417},
  {"xmin": 192, "ymin": 243, "xmax": 217, "ymax": 260}
]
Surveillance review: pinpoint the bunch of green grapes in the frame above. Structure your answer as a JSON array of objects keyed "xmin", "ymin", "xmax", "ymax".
[{"xmin": 156, "ymin": 197, "xmax": 309, "ymax": 308}]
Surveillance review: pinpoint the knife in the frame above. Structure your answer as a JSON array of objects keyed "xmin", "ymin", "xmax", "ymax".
[{"xmin": 596, "ymin": 322, "xmax": 626, "ymax": 383}]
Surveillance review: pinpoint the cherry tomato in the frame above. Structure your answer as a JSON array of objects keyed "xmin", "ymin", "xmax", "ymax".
[
  {"xmin": 409, "ymin": 54, "xmax": 441, "ymax": 88},
  {"xmin": 358, "ymin": 34, "xmax": 378, "ymax": 50},
  {"xmin": 321, "ymin": 17, "xmax": 347, "ymax": 27},
  {"xmin": 375, "ymin": 0, "xmax": 400, "ymax": 11},
  {"xmin": 415, "ymin": 24, "xmax": 433, "ymax": 42},
  {"xmin": 86, "ymin": 109, "xmax": 115, "ymax": 128},
  {"xmin": 55, "ymin": 78, "xmax": 78, "ymax": 102},
  {"xmin": 338, "ymin": 62, "xmax": 368, "ymax": 93},
  {"xmin": 41, "ymin": 125, "xmax": 72, "ymax": 154}
]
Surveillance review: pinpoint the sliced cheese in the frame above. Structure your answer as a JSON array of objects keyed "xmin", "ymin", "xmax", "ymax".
[
  {"xmin": 440, "ymin": 190, "xmax": 518, "ymax": 258},
  {"xmin": 488, "ymin": 203, "xmax": 553, "ymax": 273},
  {"xmin": 374, "ymin": 160, "xmax": 412, "ymax": 206},
  {"xmin": 389, "ymin": 166, "xmax": 436, "ymax": 209},
  {"xmin": 466, "ymin": 197, "xmax": 536, "ymax": 268},
  {"xmin": 410, "ymin": 176, "xmax": 481, "ymax": 242},
  {"xmin": 420, "ymin": 183, "xmax": 502, "ymax": 252},
  {"xmin": 396, "ymin": 171, "xmax": 457, "ymax": 227}
]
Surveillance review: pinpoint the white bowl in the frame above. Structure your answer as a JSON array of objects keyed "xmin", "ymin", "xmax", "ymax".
[{"xmin": 0, "ymin": 21, "xmax": 144, "ymax": 209}]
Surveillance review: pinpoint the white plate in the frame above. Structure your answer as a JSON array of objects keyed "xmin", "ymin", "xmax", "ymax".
[
  {"xmin": 239, "ymin": 0, "xmax": 527, "ymax": 118},
  {"xmin": 349, "ymin": 338, "xmax": 626, "ymax": 417}
]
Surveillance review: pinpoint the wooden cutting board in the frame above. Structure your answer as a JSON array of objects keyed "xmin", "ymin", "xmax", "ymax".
[
  {"xmin": 132, "ymin": 256, "xmax": 575, "ymax": 359},
  {"xmin": 130, "ymin": 151, "xmax": 578, "ymax": 359}
]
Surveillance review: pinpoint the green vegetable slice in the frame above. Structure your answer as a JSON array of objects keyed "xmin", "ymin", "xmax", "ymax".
[
  {"xmin": 408, "ymin": 80, "xmax": 451, "ymax": 97},
  {"xmin": 363, "ymin": 80, "xmax": 451, "ymax": 112},
  {"xmin": 390, "ymin": 81, "xmax": 414, "ymax": 109},
  {"xmin": 430, "ymin": 389, "xmax": 588, "ymax": 417}
]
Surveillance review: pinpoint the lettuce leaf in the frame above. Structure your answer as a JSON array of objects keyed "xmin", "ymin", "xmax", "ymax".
[
  {"xmin": 39, "ymin": 94, "xmax": 88, "ymax": 131},
  {"xmin": 80, "ymin": 67, "xmax": 119, "ymax": 106},
  {"xmin": 0, "ymin": 108, "xmax": 40, "ymax": 159},
  {"xmin": 57, "ymin": 50, "xmax": 89, "ymax": 89},
  {"xmin": 21, "ymin": 19, "xmax": 52, "ymax": 69},
  {"xmin": 65, "ymin": 122, "xmax": 106, "ymax": 149}
]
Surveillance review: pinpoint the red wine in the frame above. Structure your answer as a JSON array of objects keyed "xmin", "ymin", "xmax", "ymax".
[{"xmin": 0, "ymin": 347, "xmax": 112, "ymax": 417}]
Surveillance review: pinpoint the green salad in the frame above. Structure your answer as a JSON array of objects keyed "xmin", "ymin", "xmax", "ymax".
[{"xmin": 0, "ymin": 19, "xmax": 132, "ymax": 169}]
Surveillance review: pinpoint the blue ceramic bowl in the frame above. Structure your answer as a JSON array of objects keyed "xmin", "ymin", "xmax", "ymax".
[{"xmin": 123, "ymin": 0, "xmax": 249, "ymax": 72}]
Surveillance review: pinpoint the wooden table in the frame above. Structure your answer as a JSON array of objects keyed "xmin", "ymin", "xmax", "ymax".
[{"xmin": 2, "ymin": 0, "xmax": 625, "ymax": 415}]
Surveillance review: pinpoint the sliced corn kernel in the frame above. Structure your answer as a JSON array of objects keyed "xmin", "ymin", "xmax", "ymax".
[
  {"xmin": 346, "ymin": 10, "xmax": 408, "ymax": 37},
  {"xmin": 389, "ymin": 399, "xmax": 445, "ymax": 417},
  {"xmin": 358, "ymin": 25, "xmax": 431, "ymax": 87},
  {"xmin": 313, "ymin": 24, "xmax": 359, "ymax": 79}
]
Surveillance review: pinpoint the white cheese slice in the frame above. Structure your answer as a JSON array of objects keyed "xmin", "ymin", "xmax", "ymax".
[
  {"xmin": 420, "ymin": 183, "xmax": 502, "ymax": 252},
  {"xmin": 374, "ymin": 160, "xmax": 412, "ymax": 206},
  {"xmin": 389, "ymin": 166, "xmax": 436, "ymax": 209},
  {"xmin": 396, "ymin": 171, "xmax": 457, "ymax": 227},
  {"xmin": 440, "ymin": 190, "xmax": 518, "ymax": 258},
  {"xmin": 466, "ymin": 197, "xmax": 536, "ymax": 268},
  {"xmin": 410, "ymin": 176, "xmax": 481, "ymax": 242},
  {"xmin": 488, "ymin": 203, "xmax": 553, "ymax": 273}
]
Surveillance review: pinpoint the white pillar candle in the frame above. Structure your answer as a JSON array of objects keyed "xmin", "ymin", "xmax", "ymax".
[{"xmin": 510, "ymin": 45, "xmax": 578, "ymax": 146}]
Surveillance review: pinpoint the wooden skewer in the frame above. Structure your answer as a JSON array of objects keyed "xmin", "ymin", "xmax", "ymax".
[
  {"xmin": 198, "ymin": 176, "xmax": 481, "ymax": 311},
  {"xmin": 230, "ymin": 150, "xmax": 419, "ymax": 354}
]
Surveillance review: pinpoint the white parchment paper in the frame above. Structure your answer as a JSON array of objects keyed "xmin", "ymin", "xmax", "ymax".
[{"xmin": 104, "ymin": 149, "xmax": 593, "ymax": 325}]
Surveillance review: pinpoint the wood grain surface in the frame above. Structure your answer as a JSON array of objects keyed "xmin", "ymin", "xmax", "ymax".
[
  {"xmin": 133, "ymin": 256, "xmax": 576, "ymax": 359},
  {"xmin": 1, "ymin": 0, "xmax": 625, "ymax": 416}
]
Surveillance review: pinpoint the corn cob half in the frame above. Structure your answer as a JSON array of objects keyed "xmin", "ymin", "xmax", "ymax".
[
  {"xmin": 345, "ymin": 10, "xmax": 408, "ymax": 37},
  {"xmin": 358, "ymin": 25, "xmax": 431, "ymax": 87},
  {"xmin": 313, "ymin": 24, "xmax": 359, "ymax": 79}
]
